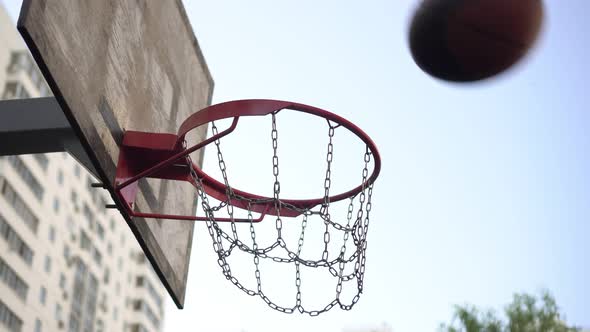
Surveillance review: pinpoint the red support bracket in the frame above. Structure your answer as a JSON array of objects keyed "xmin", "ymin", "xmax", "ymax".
[{"xmin": 114, "ymin": 127, "xmax": 268, "ymax": 223}]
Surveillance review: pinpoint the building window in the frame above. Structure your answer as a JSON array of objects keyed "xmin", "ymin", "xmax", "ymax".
[
  {"xmin": 2, "ymin": 81, "xmax": 30, "ymax": 99},
  {"xmin": 39, "ymin": 84, "xmax": 51, "ymax": 97},
  {"xmin": 96, "ymin": 319, "xmax": 103, "ymax": 332},
  {"xmin": 68, "ymin": 314, "xmax": 79, "ymax": 332},
  {"xmin": 83, "ymin": 204, "xmax": 93, "ymax": 229},
  {"xmin": 8, "ymin": 51, "xmax": 32, "ymax": 74},
  {"xmin": 137, "ymin": 253, "xmax": 146, "ymax": 264},
  {"xmin": 80, "ymin": 231, "xmax": 91, "ymax": 251},
  {"xmin": 86, "ymin": 274, "xmax": 98, "ymax": 319},
  {"xmin": 0, "ymin": 214, "xmax": 34, "ymax": 265},
  {"xmin": 0, "ymin": 256, "xmax": 29, "ymax": 300},
  {"xmin": 30, "ymin": 67, "xmax": 40, "ymax": 87},
  {"xmin": 34, "ymin": 319, "xmax": 42, "ymax": 332},
  {"xmin": 57, "ymin": 169, "xmax": 64, "ymax": 185},
  {"xmin": 96, "ymin": 223, "xmax": 104, "ymax": 240},
  {"xmin": 64, "ymin": 245, "xmax": 71, "ymax": 261},
  {"xmin": 55, "ymin": 303, "xmax": 62, "ymax": 321},
  {"xmin": 136, "ymin": 276, "xmax": 163, "ymax": 308},
  {"xmin": 0, "ymin": 299, "xmax": 23, "ymax": 332},
  {"xmin": 67, "ymin": 216, "xmax": 76, "ymax": 234},
  {"xmin": 53, "ymin": 197, "xmax": 60, "ymax": 213},
  {"xmin": 5, "ymin": 156, "xmax": 44, "ymax": 200},
  {"xmin": 93, "ymin": 247, "xmax": 102, "ymax": 266},
  {"xmin": 133, "ymin": 300, "xmax": 160, "ymax": 329},
  {"xmin": 59, "ymin": 274, "xmax": 66, "ymax": 289},
  {"xmin": 49, "ymin": 226, "xmax": 55, "ymax": 243},
  {"xmin": 89, "ymin": 187, "xmax": 106, "ymax": 210},
  {"xmin": 70, "ymin": 261, "xmax": 98, "ymax": 332},
  {"xmin": 129, "ymin": 324, "xmax": 149, "ymax": 332},
  {"xmin": 33, "ymin": 154, "xmax": 49, "ymax": 171},
  {"xmin": 99, "ymin": 197, "xmax": 108, "ymax": 214},
  {"xmin": 109, "ymin": 219, "xmax": 115, "ymax": 231},
  {"xmin": 70, "ymin": 190, "xmax": 78, "ymax": 204},
  {"xmin": 107, "ymin": 242, "xmax": 112, "ymax": 255},
  {"xmin": 39, "ymin": 286, "xmax": 46, "ymax": 305},
  {"xmin": 103, "ymin": 268, "xmax": 110, "ymax": 284},
  {"xmin": 82, "ymin": 318, "xmax": 92, "ymax": 332},
  {"xmin": 1, "ymin": 181, "xmax": 39, "ymax": 233},
  {"xmin": 44, "ymin": 256, "xmax": 51, "ymax": 273},
  {"xmin": 74, "ymin": 164, "xmax": 81, "ymax": 178}
]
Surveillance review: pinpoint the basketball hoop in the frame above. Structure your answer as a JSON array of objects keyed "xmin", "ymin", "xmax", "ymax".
[{"xmin": 114, "ymin": 99, "xmax": 381, "ymax": 315}]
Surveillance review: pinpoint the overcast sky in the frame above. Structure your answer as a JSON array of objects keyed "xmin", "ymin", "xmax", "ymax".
[{"xmin": 3, "ymin": 0, "xmax": 589, "ymax": 331}]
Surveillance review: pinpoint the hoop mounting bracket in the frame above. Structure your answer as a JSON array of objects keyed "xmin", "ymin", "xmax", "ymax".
[{"xmin": 114, "ymin": 130, "xmax": 269, "ymax": 222}]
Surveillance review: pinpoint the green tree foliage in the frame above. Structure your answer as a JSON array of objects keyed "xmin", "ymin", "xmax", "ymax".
[{"xmin": 439, "ymin": 290, "xmax": 579, "ymax": 332}]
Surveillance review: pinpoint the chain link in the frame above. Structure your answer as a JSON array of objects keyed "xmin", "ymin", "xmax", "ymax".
[
  {"xmin": 185, "ymin": 114, "xmax": 375, "ymax": 316},
  {"xmin": 321, "ymin": 122, "xmax": 336, "ymax": 262}
]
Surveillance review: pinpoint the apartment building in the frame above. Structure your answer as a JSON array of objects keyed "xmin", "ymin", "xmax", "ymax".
[{"xmin": 0, "ymin": 3, "xmax": 166, "ymax": 332}]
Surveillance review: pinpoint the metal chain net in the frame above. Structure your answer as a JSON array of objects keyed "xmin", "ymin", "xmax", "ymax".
[{"xmin": 184, "ymin": 111, "xmax": 374, "ymax": 316}]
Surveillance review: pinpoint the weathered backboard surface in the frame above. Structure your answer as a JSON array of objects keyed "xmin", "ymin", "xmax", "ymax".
[{"xmin": 18, "ymin": 0, "xmax": 214, "ymax": 308}]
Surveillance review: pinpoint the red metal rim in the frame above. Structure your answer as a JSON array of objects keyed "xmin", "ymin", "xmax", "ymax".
[{"xmin": 178, "ymin": 99, "xmax": 382, "ymax": 210}]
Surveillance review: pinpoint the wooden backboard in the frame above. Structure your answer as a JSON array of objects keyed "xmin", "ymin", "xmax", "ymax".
[{"xmin": 18, "ymin": 0, "xmax": 214, "ymax": 308}]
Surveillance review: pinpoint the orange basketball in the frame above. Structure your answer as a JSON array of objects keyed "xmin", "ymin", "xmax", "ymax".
[{"xmin": 409, "ymin": 0, "xmax": 544, "ymax": 82}]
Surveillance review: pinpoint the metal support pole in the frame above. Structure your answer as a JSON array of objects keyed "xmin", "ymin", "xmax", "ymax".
[{"xmin": 0, "ymin": 97, "xmax": 99, "ymax": 178}]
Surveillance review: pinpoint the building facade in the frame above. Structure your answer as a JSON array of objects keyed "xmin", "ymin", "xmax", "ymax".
[{"xmin": 0, "ymin": 4, "xmax": 166, "ymax": 332}]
